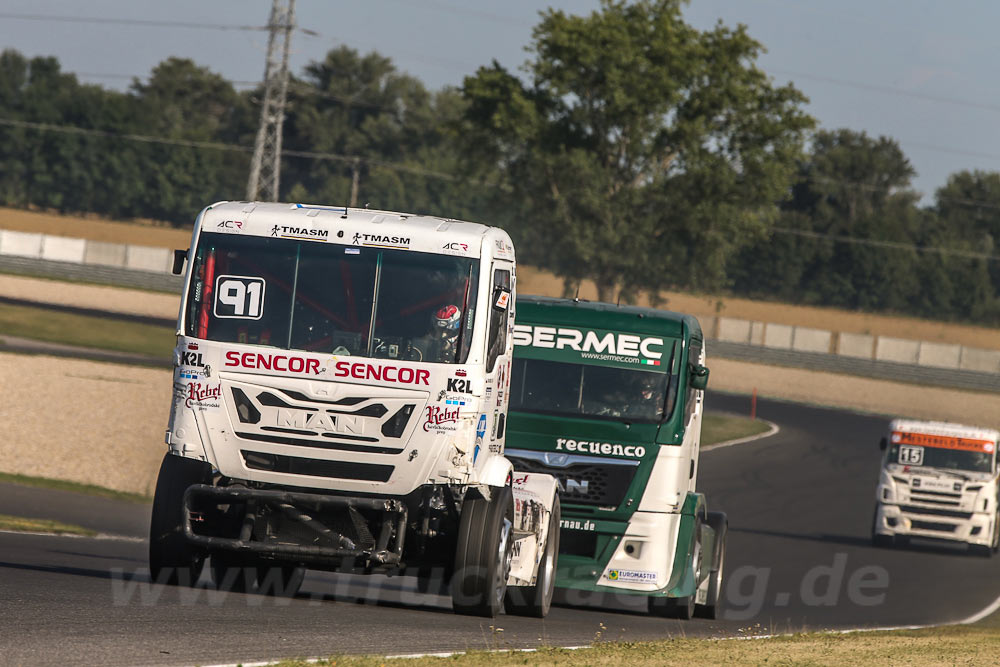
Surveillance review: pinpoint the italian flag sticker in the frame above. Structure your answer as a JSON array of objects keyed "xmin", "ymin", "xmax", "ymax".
[{"xmin": 641, "ymin": 359, "xmax": 660, "ymax": 366}]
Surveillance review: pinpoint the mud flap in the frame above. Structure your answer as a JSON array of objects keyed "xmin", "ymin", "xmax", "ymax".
[{"xmin": 507, "ymin": 472, "xmax": 558, "ymax": 586}]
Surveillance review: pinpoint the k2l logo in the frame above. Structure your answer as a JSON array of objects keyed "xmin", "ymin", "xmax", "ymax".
[
  {"xmin": 447, "ymin": 378, "xmax": 471, "ymax": 393},
  {"xmin": 181, "ymin": 351, "xmax": 204, "ymax": 367}
]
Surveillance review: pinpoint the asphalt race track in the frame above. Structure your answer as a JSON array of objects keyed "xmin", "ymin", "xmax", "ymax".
[{"xmin": 1, "ymin": 393, "xmax": 998, "ymax": 666}]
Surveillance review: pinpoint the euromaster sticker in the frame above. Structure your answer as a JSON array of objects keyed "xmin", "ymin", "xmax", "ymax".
[{"xmin": 605, "ymin": 569, "xmax": 657, "ymax": 583}]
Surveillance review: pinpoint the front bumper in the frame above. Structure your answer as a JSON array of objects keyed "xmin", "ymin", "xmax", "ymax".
[
  {"xmin": 875, "ymin": 502, "xmax": 993, "ymax": 546},
  {"xmin": 183, "ymin": 484, "xmax": 407, "ymax": 566}
]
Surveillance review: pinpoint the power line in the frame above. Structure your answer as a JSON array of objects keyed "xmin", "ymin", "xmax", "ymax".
[
  {"xmin": 770, "ymin": 227, "xmax": 1000, "ymax": 262},
  {"xmin": 0, "ymin": 12, "xmax": 319, "ymax": 36},
  {"xmin": 770, "ymin": 68, "xmax": 1000, "ymax": 116},
  {"xmin": 0, "ymin": 117, "xmax": 456, "ymax": 181}
]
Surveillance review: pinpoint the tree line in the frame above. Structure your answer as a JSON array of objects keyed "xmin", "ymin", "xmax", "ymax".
[{"xmin": 0, "ymin": 0, "xmax": 998, "ymax": 323}]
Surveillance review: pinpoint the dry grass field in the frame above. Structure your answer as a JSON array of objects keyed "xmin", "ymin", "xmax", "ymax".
[{"xmin": 3, "ymin": 205, "xmax": 999, "ymax": 350}]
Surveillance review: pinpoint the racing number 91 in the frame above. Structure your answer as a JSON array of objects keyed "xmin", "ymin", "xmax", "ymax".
[{"xmin": 214, "ymin": 275, "xmax": 266, "ymax": 319}]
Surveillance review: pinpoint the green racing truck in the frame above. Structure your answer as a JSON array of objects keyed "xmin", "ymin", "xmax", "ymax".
[{"xmin": 504, "ymin": 295, "xmax": 727, "ymax": 619}]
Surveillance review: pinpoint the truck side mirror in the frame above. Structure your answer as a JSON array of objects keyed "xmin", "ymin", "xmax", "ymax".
[
  {"xmin": 879, "ymin": 437, "xmax": 887, "ymax": 451},
  {"xmin": 172, "ymin": 248, "xmax": 188, "ymax": 275},
  {"xmin": 690, "ymin": 364, "xmax": 709, "ymax": 391}
]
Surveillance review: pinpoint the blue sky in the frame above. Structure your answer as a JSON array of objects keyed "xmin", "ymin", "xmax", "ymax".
[{"xmin": 2, "ymin": 0, "xmax": 999, "ymax": 204}]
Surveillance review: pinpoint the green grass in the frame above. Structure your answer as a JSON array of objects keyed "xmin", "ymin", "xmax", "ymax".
[
  {"xmin": 702, "ymin": 412, "xmax": 772, "ymax": 446},
  {"xmin": 261, "ymin": 624, "xmax": 1000, "ymax": 666},
  {"xmin": 0, "ymin": 471, "xmax": 150, "ymax": 504},
  {"xmin": 0, "ymin": 302, "xmax": 174, "ymax": 358},
  {"xmin": 0, "ymin": 513, "xmax": 96, "ymax": 537}
]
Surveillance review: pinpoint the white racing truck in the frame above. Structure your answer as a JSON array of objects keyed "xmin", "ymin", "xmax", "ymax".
[
  {"xmin": 873, "ymin": 419, "xmax": 1000, "ymax": 556},
  {"xmin": 150, "ymin": 201, "xmax": 560, "ymax": 617}
]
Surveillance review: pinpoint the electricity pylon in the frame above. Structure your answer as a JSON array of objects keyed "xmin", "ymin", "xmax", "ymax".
[{"xmin": 246, "ymin": 0, "xmax": 295, "ymax": 202}]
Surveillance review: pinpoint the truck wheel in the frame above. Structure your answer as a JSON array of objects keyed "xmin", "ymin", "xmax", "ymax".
[
  {"xmin": 695, "ymin": 511, "xmax": 727, "ymax": 619},
  {"xmin": 505, "ymin": 495, "xmax": 561, "ymax": 618},
  {"xmin": 649, "ymin": 592, "xmax": 696, "ymax": 619},
  {"xmin": 451, "ymin": 485, "xmax": 514, "ymax": 617},
  {"xmin": 148, "ymin": 453, "xmax": 211, "ymax": 587},
  {"xmin": 256, "ymin": 564, "xmax": 306, "ymax": 597},
  {"xmin": 211, "ymin": 553, "xmax": 257, "ymax": 593}
]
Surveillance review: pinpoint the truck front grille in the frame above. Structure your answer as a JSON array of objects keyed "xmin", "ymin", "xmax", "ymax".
[
  {"xmin": 899, "ymin": 505, "xmax": 973, "ymax": 520},
  {"xmin": 241, "ymin": 450, "xmax": 394, "ymax": 482},
  {"xmin": 506, "ymin": 455, "xmax": 637, "ymax": 508},
  {"xmin": 910, "ymin": 519, "xmax": 957, "ymax": 533}
]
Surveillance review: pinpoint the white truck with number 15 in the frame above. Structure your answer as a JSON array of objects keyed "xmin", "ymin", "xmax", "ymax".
[{"xmin": 873, "ymin": 419, "xmax": 1000, "ymax": 556}]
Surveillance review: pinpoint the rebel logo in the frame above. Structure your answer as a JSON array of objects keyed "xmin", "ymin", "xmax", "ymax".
[
  {"xmin": 423, "ymin": 405, "xmax": 459, "ymax": 432},
  {"xmin": 447, "ymin": 378, "xmax": 471, "ymax": 393},
  {"xmin": 185, "ymin": 382, "xmax": 221, "ymax": 409},
  {"xmin": 181, "ymin": 351, "xmax": 204, "ymax": 367}
]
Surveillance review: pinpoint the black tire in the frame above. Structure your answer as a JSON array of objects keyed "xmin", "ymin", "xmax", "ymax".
[
  {"xmin": 695, "ymin": 511, "xmax": 726, "ymax": 619},
  {"xmin": 256, "ymin": 564, "xmax": 306, "ymax": 597},
  {"xmin": 211, "ymin": 552, "xmax": 257, "ymax": 593},
  {"xmin": 451, "ymin": 485, "xmax": 515, "ymax": 617},
  {"xmin": 148, "ymin": 453, "xmax": 211, "ymax": 587},
  {"xmin": 505, "ymin": 495, "xmax": 561, "ymax": 618},
  {"xmin": 649, "ymin": 591, "xmax": 696, "ymax": 619}
]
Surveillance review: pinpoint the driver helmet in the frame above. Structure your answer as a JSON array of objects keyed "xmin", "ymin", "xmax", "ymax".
[
  {"xmin": 434, "ymin": 304, "xmax": 462, "ymax": 337},
  {"xmin": 638, "ymin": 375, "xmax": 658, "ymax": 400}
]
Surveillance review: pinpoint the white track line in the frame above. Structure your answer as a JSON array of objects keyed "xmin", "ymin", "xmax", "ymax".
[
  {"xmin": 0, "ymin": 529, "xmax": 143, "ymax": 542},
  {"xmin": 702, "ymin": 419, "xmax": 779, "ymax": 452}
]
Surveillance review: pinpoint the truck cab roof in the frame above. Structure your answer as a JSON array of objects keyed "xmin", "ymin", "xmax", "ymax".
[
  {"xmin": 889, "ymin": 419, "xmax": 1000, "ymax": 443},
  {"xmin": 198, "ymin": 201, "xmax": 514, "ymax": 261}
]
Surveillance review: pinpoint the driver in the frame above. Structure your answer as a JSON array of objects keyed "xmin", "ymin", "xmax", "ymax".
[
  {"xmin": 623, "ymin": 373, "xmax": 662, "ymax": 419},
  {"xmin": 422, "ymin": 304, "xmax": 462, "ymax": 363}
]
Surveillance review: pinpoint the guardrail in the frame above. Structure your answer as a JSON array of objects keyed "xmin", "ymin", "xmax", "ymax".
[
  {"xmin": 0, "ymin": 229, "xmax": 182, "ymax": 292},
  {"xmin": 701, "ymin": 316, "xmax": 1000, "ymax": 375},
  {"xmin": 2, "ymin": 229, "xmax": 998, "ymax": 390}
]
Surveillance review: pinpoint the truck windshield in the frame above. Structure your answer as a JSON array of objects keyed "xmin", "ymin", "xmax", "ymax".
[
  {"xmin": 888, "ymin": 443, "xmax": 995, "ymax": 474},
  {"xmin": 184, "ymin": 232, "xmax": 479, "ymax": 364},
  {"xmin": 509, "ymin": 358, "xmax": 672, "ymax": 423}
]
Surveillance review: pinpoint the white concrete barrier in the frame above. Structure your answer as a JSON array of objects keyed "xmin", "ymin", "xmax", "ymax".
[
  {"xmin": 125, "ymin": 245, "xmax": 171, "ymax": 273},
  {"xmin": 0, "ymin": 230, "xmax": 44, "ymax": 258},
  {"xmin": 40, "ymin": 236, "xmax": 86, "ymax": 264},
  {"xmin": 792, "ymin": 326, "xmax": 831, "ymax": 354},
  {"xmin": 84, "ymin": 240, "xmax": 127, "ymax": 267},
  {"xmin": 717, "ymin": 317, "xmax": 752, "ymax": 344},
  {"xmin": 959, "ymin": 348, "xmax": 1000, "ymax": 373},
  {"xmin": 917, "ymin": 342, "xmax": 962, "ymax": 369},
  {"xmin": 837, "ymin": 333, "xmax": 875, "ymax": 359},
  {"xmin": 876, "ymin": 337, "xmax": 920, "ymax": 365},
  {"xmin": 749, "ymin": 321, "xmax": 765, "ymax": 346},
  {"xmin": 763, "ymin": 323, "xmax": 793, "ymax": 349}
]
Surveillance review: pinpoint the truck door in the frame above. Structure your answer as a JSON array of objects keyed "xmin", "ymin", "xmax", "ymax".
[{"xmin": 482, "ymin": 263, "xmax": 513, "ymax": 458}]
